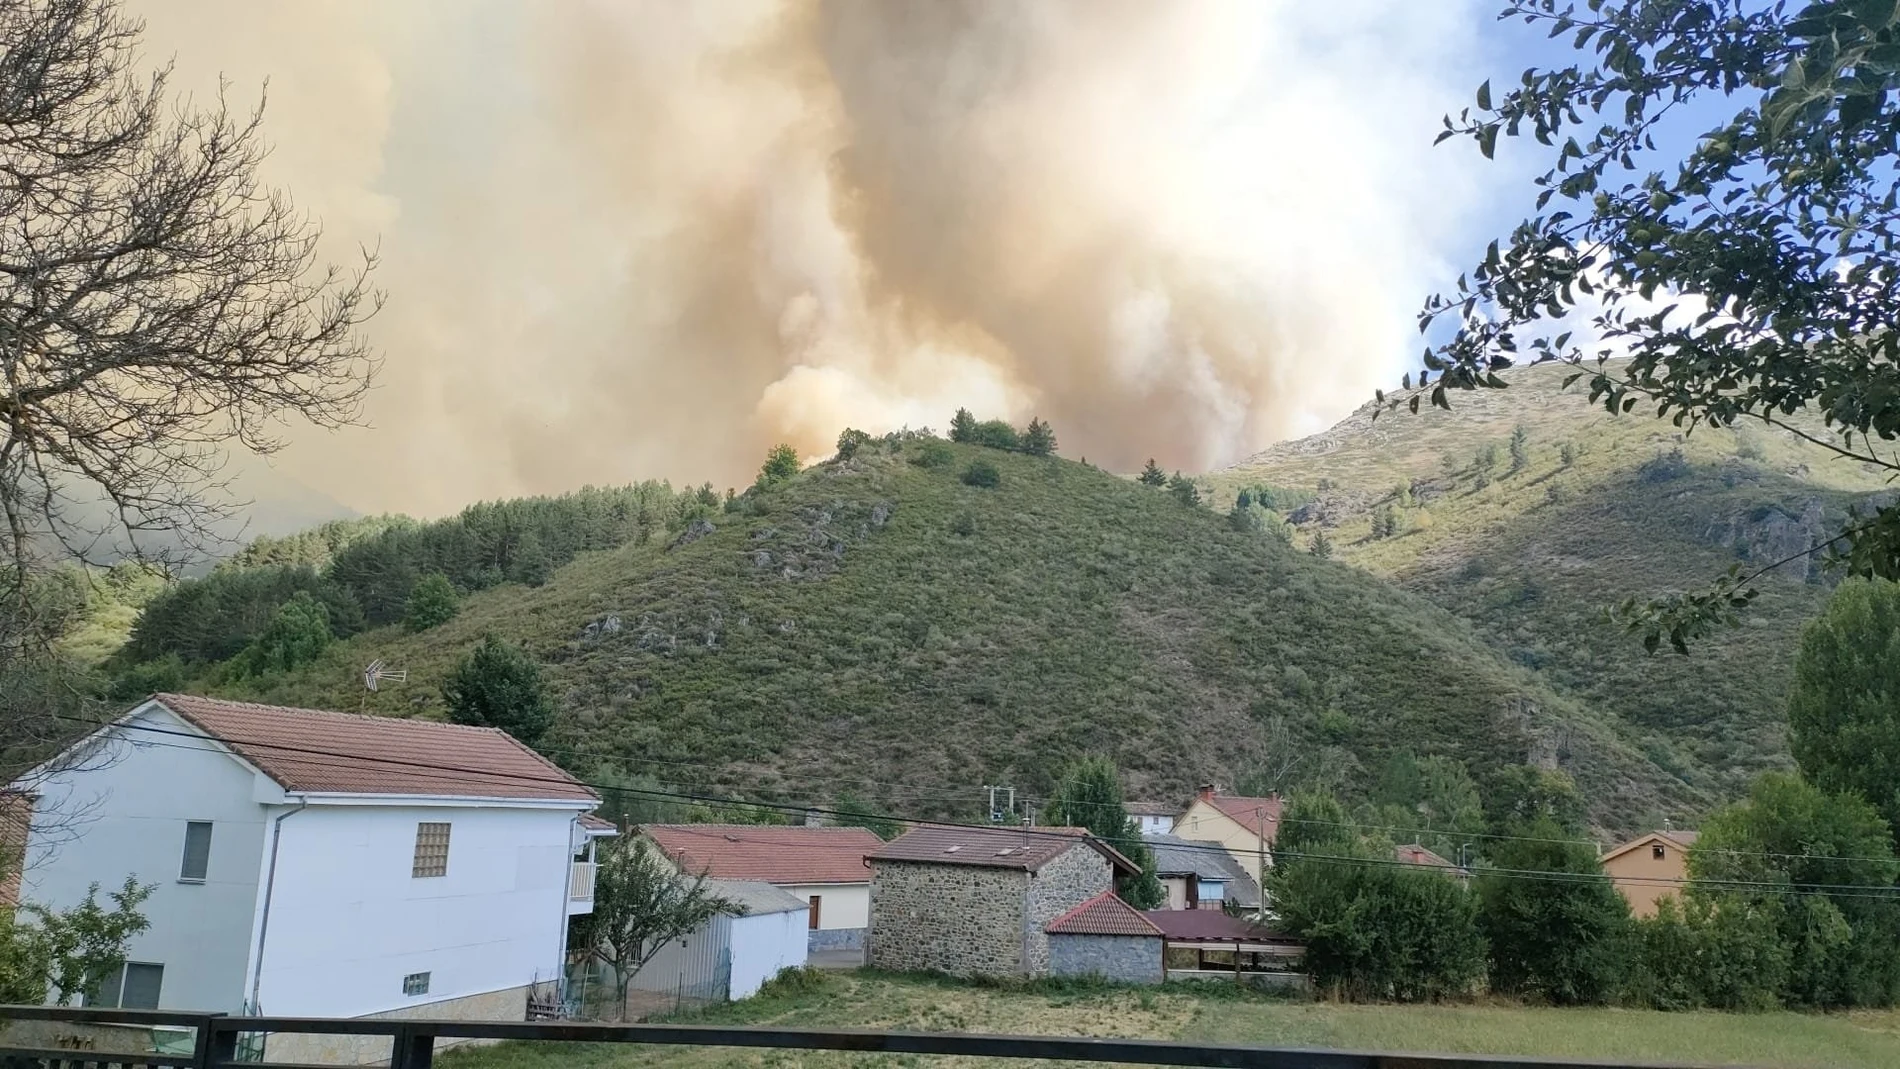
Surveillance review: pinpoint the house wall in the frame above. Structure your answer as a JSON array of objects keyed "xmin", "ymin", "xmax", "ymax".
[
  {"xmin": 19, "ymin": 708, "xmax": 271, "ymax": 1012},
  {"xmin": 1133, "ymin": 815, "xmax": 1173, "ymax": 836},
  {"xmin": 780, "ymin": 882, "xmax": 867, "ymax": 931},
  {"xmin": 867, "ymin": 860, "xmax": 1028, "ymax": 977},
  {"xmin": 261, "ymin": 984, "xmax": 531, "ymax": 1066},
  {"xmin": 253, "ymin": 803, "xmax": 577, "ymax": 1019},
  {"xmin": 1048, "ymin": 934, "xmax": 1163, "ymax": 984},
  {"xmin": 1173, "ymin": 801, "xmax": 1272, "ymax": 883},
  {"xmin": 1603, "ymin": 837, "xmax": 1689, "ymax": 919},
  {"xmin": 625, "ymin": 913, "xmax": 731, "ymax": 1004},
  {"xmin": 729, "ymin": 909, "xmax": 809, "ymax": 999},
  {"xmin": 1021, "ymin": 847, "xmax": 1113, "ymax": 977}
]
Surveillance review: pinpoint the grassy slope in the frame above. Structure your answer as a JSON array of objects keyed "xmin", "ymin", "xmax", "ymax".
[
  {"xmin": 439, "ymin": 972, "xmax": 1900, "ymax": 1069},
  {"xmin": 1208, "ymin": 362, "xmax": 1891, "ymax": 801},
  {"xmin": 213, "ymin": 439, "xmax": 1690, "ymax": 827}
]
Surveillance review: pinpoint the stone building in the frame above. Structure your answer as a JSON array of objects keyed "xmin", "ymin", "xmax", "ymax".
[
  {"xmin": 1045, "ymin": 892, "xmax": 1164, "ymax": 983},
  {"xmin": 865, "ymin": 825, "xmax": 1137, "ymax": 978}
]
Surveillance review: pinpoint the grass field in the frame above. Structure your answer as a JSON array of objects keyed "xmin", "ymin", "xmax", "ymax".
[{"xmin": 440, "ymin": 972, "xmax": 1900, "ymax": 1069}]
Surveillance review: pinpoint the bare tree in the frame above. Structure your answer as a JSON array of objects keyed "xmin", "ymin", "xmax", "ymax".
[
  {"xmin": 573, "ymin": 837, "xmax": 739, "ymax": 1020},
  {"xmin": 0, "ymin": 0, "xmax": 380, "ymax": 656}
]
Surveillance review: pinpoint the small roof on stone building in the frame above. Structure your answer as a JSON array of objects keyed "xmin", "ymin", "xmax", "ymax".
[
  {"xmin": 868, "ymin": 824, "xmax": 1138, "ymax": 875},
  {"xmin": 1045, "ymin": 893, "xmax": 1163, "ymax": 937}
]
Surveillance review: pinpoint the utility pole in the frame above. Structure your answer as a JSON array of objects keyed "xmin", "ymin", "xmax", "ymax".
[{"xmin": 983, "ymin": 785, "xmax": 1017, "ymax": 825}]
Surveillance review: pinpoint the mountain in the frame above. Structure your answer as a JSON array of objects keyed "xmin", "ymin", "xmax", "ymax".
[
  {"xmin": 201, "ymin": 436, "xmax": 1702, "ymax": 830},
  {"xmin": 1208, "ymin": 362, "xmax": 1889, "ymax": 800}
]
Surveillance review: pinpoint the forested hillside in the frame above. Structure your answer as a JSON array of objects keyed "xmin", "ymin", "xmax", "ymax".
[
  {"xmin": 105, "ymin": 432, "xmax": 1708, "ymax": 830},
  {"xmin": 1210, "ymin": 363, "xmax": 1890, "ymax": 799}
]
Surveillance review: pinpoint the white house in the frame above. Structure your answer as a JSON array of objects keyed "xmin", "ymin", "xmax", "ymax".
[
  {"xmin": 1125, "ymin": 802, "xmax": 1181, "ymax": 837},
  {"xmin": 639, "ymin": 824, "xmax": 881, "ymax": 952},
  {"xmin": 12, "ymin": 694, "xmax": 605, "ymax": 1062},
  {"xmin": 619, "ymin": 879, "xmax": 809, "ymax": 1006}
]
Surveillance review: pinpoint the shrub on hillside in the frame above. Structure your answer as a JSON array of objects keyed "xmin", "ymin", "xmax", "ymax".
[
  {"xmin": 404, "ymin": 573, "xmax": 460, "ymax": 632},
  {"xmin": 442, "ymin": 633, "xmax": 555, "ymax": 746},
  {"xmin": 961, "ymin": 460, "xmax": 1001, "ymax": 489},
  {"xmin": 972, "ymin": 420, "xmax": 1020, "ymax": 452},
  {"xmin": 912, "ymin": 440, "xmax": 955, "ymax": 470}
]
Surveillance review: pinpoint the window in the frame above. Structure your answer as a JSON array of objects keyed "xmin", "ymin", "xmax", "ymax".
[
  {"xmin": 1652, "ymin": 844, "xmax": 1667, "ymax": 861},
  {"xmin": 85, "ymin": 963, "xmax": 164, "ymax": 1009},
  {"xmin": 412, "ymin": 822, "xmax": 451, "ymax": 878},
  {"xmin": 402, "ymin": 971, "xmax": 431, "ymax": 996},
  {"xmin": 808, "ymin": 894, "xmax": 822, "ymax": 930},
  {"xmin": 179, "ymin": 821, "xmax": 213, "ymax": 882},
  {"xmin": 1202, "ymin": 880, "xmax": 1227, "ymax": 902}
]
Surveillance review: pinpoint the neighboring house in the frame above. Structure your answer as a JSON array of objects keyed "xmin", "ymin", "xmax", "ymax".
[
  {"xmin": 1144, "ymin": 833, "xmax": 1261, "ymax": 911},
  {"xmin": 1600, "ymin": 829, "xmax": 1700, "ymax": 918},
  {"xmin": 1171, "ymin": 786, "xmax": 1283, "ymax": 886},
  {"xmin": 640, "ymin": 824, "xmax": 882, "ymax": 952},
  {"xmin": 1045, "ymin": 892, "xmax": 1164, "ymax": 984},
  {"xmin": 1394, "ymin": 843, "xmax": 1464, "ymax": 876},
  {"xmin": 865, "ymin": 824, "xmax": 1136, "ymax": 979},
  {"xmin": 617, "ymin": 879, "xmax": 809, "ymax": 1006},
  {"xmin": 1125, "ymin": 802, "xmax": 1179, "ymax": 837},
  {"xmin": 11, "ymin": 694, "xmax": 604, "ymax": 1065}
]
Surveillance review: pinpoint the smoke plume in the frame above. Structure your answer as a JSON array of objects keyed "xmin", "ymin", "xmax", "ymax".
[{"xmin": 129, "ymin": 0, "xmax": 1488, "ymax": 516}]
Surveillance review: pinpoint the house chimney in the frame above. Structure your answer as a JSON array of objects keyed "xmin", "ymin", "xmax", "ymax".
[{"xmin": 1197, "ymin": 783, "xmax": 1216, "ymax": 803}]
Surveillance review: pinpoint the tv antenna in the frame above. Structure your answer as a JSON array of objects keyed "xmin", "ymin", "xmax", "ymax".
[{"xmin": 363, "ymin": 658, "xmax": 408, "ymax": 693}]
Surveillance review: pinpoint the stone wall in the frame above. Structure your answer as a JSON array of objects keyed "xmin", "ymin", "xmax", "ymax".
[
  {"xmin": 867, "ymin": 860, "xmax": 1028, "ymax": 977},
  {"xmin": 808, "ymin": 926, "xmax": 865, "ymax": 952},
  {"xmin": 1021, "ymin": 846, "xmax": 1113, "ymax": 977},
  {"xmin": 262, "ymin": 984, "xmax": 528, "ymax": 1066},
  {"xmin": 1048, "ymin": 934, "xmax": 1163, "ymax": 984}
]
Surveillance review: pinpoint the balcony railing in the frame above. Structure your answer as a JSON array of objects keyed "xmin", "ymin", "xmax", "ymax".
[
  {"xmin": 0, "ymin": 1005, "xmax": 1731, "ymax": 1069},
  {"xmin": 569, "ymin": 860, "xmax": 597, "ymax": 901}
]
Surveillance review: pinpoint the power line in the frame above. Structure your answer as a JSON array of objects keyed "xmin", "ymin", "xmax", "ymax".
[{"xmin": 53, "ymin": 714, "xmax": 1900, "ymax": 901}]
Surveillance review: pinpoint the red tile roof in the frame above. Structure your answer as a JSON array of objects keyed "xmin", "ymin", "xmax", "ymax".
[
  {"xmin": 1045, "ymin": 893, "xmax": 1163, "ymax": 937},
  {"xmin": 1199, "ymin": 792, "xmax": 1284, "ymax": 844},
  {"xmin": 1141, "ymin": 909, "xmax": 1293, "ymax": 943},
  {"xmin": 868, "ymin": 824, "xmax": 1138, "ymax": 875},
  {"xmin": 641, "ymin": 824, "xmax": 883, "ymax": 885},
  {"xmin": 1394, "ymin": 843, "xmax": 1459, "ymax": 870},
  {"xmin": 148, "ymin": 694, "xmax": 597, "ymax": 803}
]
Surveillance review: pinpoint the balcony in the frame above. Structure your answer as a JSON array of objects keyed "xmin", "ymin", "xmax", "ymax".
[{"xmin": 567, "ymin": 861, "xmax": 597, "ymax": 914}]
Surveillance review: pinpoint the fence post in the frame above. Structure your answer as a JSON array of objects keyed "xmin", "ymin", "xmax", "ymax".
[
  {"xmin": 389, "ymin": 1024, "xmax": 433, "ymax": 1069},
  {"xmin": 190, "ymin": 1015, "xmax": 232, "ymax": 1069}
]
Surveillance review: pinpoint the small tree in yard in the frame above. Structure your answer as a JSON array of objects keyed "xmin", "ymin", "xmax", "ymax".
[
  {"xmin": 1043, "ymin": 756, "xmax": 1165, "ymax": 909},
  {"xmin": 0, "ymin": 876, "xmax": 151, "ymax": 1004},
  {"xmin": 1139, "ymin": 459, "xmax": 1167, "ymax": 487},
  {"xmin": 1477, "ymin": 816, "xmax": 1630, "ymax": 1005},
  {"xmin": 577, "ymin": 837, "xmax": 739, "ymax": 1019},
  {"xmin": 403, "ymin": 573, "xmax": 459, "ymax": 632},
  {"xmin": 442, "ymin": 633, "xmax": 555, "ymax": 746}
]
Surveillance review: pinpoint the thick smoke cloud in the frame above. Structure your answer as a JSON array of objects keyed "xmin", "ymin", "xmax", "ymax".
[{"xmin": 130, "ymin": 0, "xmax": 1488, "ymax": 517}]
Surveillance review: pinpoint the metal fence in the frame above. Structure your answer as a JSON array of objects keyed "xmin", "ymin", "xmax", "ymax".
[{"xmin": 0, "ymin": 1004, "xmax": 1758, "ymax": 1069}]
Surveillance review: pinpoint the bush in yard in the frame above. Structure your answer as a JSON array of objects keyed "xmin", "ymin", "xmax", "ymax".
[
  {"xmin": 1477, "ymin": 816, "xmax": 1630, "ymax": 1004},
  {"xmin": 961, "ymin": 460, "xmax": 1001, "ymax": 489},
  {"xmin": 0, "ymin": 877, "xmax": 152, "ymax": 1005}
]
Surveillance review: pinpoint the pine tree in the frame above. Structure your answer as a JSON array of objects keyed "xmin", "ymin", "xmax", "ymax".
[
  {"xmin": 1787, "ymin": 579, "xmax": 1900, "ymax": 831},
  {"xmin": 1167, "ymin": 472, "xmax": 1201, "ymax": 506},
  {"xmin": 1139, "ymin": 459, "xmax": 1167, "ymax": 486},
  {"xmin": 1021, "ymin": 417, "xmax": 1057, "ymax": 456},
  {"xmin": 442, "ymin": 633, "xmax": 556, "ymax": 746},
  {"xmin": 1309, "ymin": 528, "xmax": 1334, "ymax": 559},
  {"xmin": 510, "ymin": 532, "xmax": 553, "ymax": 588},
  {"xmin": 950, "ymin": 407, "xmax": 979, "ymax": 444},
  {"xmin": 1508, "ymin": 424, "xmax": 1531, "ymax": 475}
]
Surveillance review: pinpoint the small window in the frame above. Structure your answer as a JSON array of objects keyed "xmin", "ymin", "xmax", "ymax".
[
  {"xmin": 808, "ymin": 894, "xmax": 822, "ymax": 930},
  {"xmin": 402, "ymin": 971, "xmax": 431, "ymax": 996},
  {"xmin": 1652, "ymin": 844, "xmax": 1667, "ymax": 861},
  {"xmin": 85, "ymin": 963, "xmax": 164, "ymax": 1010},
  {"xmin": 1202, "ymin": 880, "xmax": 1227, "ymax": 901},
  {"xmin": 412, "ymin": 822, "xmax": 451, "ymax": 878},
  {"xmin": 179, "ymin": 822, "xmax": 213, "ymax": 882}
]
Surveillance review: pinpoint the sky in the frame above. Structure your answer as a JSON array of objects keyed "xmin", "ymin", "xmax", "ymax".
[{"xmin": 124, "ymin": 0, "xmax": 1630, "ymax": 520}]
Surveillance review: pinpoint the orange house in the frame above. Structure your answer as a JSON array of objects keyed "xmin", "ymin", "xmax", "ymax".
[{"xmin": 1600, "ymin": 829, "xmax": 1698, "ymax": 918}]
